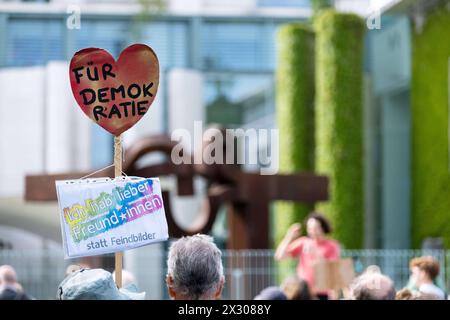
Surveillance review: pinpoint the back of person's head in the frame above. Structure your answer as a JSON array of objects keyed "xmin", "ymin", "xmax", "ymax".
[
  {"xmin": 0, "ymin": 265, "xmax": 18, "ymax": 286},
  {"xmin": 65, "ymin": 263, "xmax": 91, "ymax": 276},
  {"xmin": 254, "ymin": 286, "xmax": 287, "ymax": 300},
  {"xmin": 166, "ymin": 234, "xmax": 224, "ymax": 300},
  {"xmin": 281, "ymin": 275, "xmax": 313, "ymax": 300},
  {"xmin": 57, "ymin": 268, "xmax": 145, "ymax": 300},
  {"xmin": 396, "ymin": 288, "xmax": 414, "ymax": 300},
  {"xmin": 350, "ymin": 270, "xmax": 396, "ymax": 300},
  {"xmin": 365, "ymin": 265, "xmax": 381, "ymax": 274},
  {"xmin": 410, "ymin": 256, "xmax": 440, "ymax": 281},
  {"xmin": 396, "ymin": 288, "xmax": 440, "ymax": 300},
  {"xmin": 65, "ymin": 265, "xmax": 82, "ymax": 276}
]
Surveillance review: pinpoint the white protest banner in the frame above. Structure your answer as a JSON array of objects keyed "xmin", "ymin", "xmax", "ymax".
[{"xmin": 56, "ymin": 176, "xmax": 168, "ymax": 259}]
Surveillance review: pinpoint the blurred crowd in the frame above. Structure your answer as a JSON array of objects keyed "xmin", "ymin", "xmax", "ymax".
[{"xmin": 0, "ymin": 233, "xmax": 447, "ymax": 300}]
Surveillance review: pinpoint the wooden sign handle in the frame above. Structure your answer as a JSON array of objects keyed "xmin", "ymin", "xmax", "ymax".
[{"xmin": 114, "ymin": 135, "xmax": 123, "ymax": 288}]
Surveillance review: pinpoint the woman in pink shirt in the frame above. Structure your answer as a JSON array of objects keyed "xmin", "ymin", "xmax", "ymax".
[{"xmin": 275, "ymin": 212, "xmax": 340, "ymax": 299}]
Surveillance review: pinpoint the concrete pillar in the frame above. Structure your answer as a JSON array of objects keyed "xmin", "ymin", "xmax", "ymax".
[
  {"xmin": 45, "ymin": 61, "xmax": 90, "ymax": 173},
  {"xmin": 0, "ymin": 66, "xmax": 45, "ymax": 196},
  {"xmin": 168, "ymin": 68, "xmax": 206, "ymax": 229},
  {"xmin": 168, "ymin": 68, "xmax": 204, "ymax": 136},
  {"xmin": 122, "ymin": 73, "xmax": 165, "ymax": 149}
]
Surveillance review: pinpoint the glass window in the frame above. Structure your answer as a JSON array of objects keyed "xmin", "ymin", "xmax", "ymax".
[
  {"xmin": 73, "ymin": 20, "xmax": 129, "ymax": 58},
  {"xmin": 139, "ymin": 21, "xmax": 188, "ymax": 69},
  {"xmin": 6, "ymin": 19, "xmax": 64, "ymax": 66},
  {"xmin": 201, "ymin": 22, "xmax": 274, "ymax": 71},
  {"xmin": 90, "ymin": 125, "xmax": 113, "ymax": 168},
  {"xmin": 204, "ymin": 73, "xmax": 276, "ymax": 173},
  {"xmin": 257, "ymin": 0, "xmax": 310, "ymax": 7},
  {"xmin": 204, "ymin": 73, "xmax": 275, "ymax": 128}
]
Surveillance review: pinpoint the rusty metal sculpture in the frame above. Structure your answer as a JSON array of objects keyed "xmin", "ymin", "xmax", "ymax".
[{"xmin": 25, "ymin": 132, "xmax": 328, "ymax": 250}]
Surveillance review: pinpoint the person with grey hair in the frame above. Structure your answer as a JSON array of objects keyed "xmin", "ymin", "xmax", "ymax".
[
  {"xmin": 166, "ymin": 234, "xmax": 225, "ymax": 300},
  {"xmin": 349, "ymin": 267, "xmax": 396, "ymax": 300}
]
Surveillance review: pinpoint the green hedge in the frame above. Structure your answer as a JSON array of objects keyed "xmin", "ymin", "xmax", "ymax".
[
  {"xmin": 274, "ymin": 24, "xmax": 315, "ymax": 251},
  {"xmin": 314, "ymin": 10, "xmax": 365, "ymax": 249},
  {"xmin": 412, "ymin": 8, "xmax": 450, "ymax": 248},
  {"xmin": 273, "ymin": 23, "xmax": 315, "ymax": 281}
]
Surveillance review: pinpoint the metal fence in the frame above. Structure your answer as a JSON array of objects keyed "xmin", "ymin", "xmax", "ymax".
[
  {"xmin": 0, "ymin": 248, "xmax": 448, "ymax": 300},
  {"xmin": 221, "ymin": 249, "xmax": 448, "ymax": 299}
]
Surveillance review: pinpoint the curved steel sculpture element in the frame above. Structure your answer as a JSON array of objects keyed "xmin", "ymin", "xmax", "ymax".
[{"xmin": 25, "ymin": 133, "xmax": 328, "ymax": 249}]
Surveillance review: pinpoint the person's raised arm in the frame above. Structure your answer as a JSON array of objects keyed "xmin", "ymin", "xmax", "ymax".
[{"xmin": 275, "ymin": 223, "xmax": 301, "ymax": 261}]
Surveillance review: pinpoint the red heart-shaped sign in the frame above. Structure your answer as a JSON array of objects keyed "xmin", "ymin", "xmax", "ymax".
[{"xmin": 69, "ymin": 44, "xmax": 159, "ymax": 136}]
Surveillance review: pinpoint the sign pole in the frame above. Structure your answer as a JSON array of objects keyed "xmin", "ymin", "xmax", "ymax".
[
  {"xmin": 67, "ymin": 44, "xmax": 161, "ymax": 285},
  {"xmin": 114, "ymin": 135, "xmax": 123, "ymax": 288}
]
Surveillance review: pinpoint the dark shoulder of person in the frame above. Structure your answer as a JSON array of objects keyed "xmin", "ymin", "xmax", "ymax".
[
  {"xmin": 17, "ymin": 291, "xmax": 32, "ymax": 300},
  {"xmin": 0, "ymin": 288, "xmax": 19, "ymax": 300},
  {"xmin": 0, "ymin": 288, "xmax": 32, "ymax": 300}
]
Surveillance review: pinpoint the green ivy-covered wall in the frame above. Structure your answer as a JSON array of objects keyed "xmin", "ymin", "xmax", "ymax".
[
  {"xmin": 314, "ymin": 10, "xmax": 365, "ymax": 249},
  {"xmin": 274, "ymin": 24, "xmax": 315, "ymax": 247},
  {"xmin": 412, "ymin": 7, "xmax": 450, "ymax": 248}
]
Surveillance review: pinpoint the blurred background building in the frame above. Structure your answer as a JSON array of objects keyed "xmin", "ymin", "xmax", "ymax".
[
  {"xmin": 0, "ymin": 0, "xmax": 450, "ymax": 299},
  {"xmin": 0, "ymin": 0, "xmax": 314, "ymax": 299}
]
